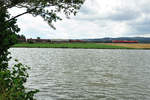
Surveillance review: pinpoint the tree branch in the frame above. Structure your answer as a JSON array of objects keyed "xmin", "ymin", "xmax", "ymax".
[{"xmin": 5, "ymin": 8, "xmax": 36, "ymax": 23}]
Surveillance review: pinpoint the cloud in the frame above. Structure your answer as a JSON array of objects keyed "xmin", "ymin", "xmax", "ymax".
[
  {"xmin": 127, "ymin": 15, "xmax": 150, "ymax": 35},
  {"xmin": 8, "ymin": 0, "xmax": 150, "ymax": 39},
  {"xmin": 108, "ymin": 8, "xmax": 140, "ymax": 21}
]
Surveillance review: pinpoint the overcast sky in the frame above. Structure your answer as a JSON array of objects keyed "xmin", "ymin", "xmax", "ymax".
[{"xmin": 9, "ymin": 0, "xmax": 150, "ymax": 39}]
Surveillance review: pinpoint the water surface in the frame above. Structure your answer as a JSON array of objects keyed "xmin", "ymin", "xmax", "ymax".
[{"xmin": 10, "ymin": 48, "xmax": 150, "ymax": 100}]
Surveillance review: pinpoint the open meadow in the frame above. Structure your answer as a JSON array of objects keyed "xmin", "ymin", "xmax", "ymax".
[
  {"xmin": 104, "ymin": 43, "xmax": 150, "ymax": 49},
  {"xmin": 13, "ymin": 43, "xmax": 131, "ymax": 49},
  {"xmin": 13, "ymin": 43, "xmax": 150, "ymax": 49}
]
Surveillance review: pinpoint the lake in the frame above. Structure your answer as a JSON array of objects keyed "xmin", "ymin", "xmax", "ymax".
[{"xmin": 10, "ymin": 48, "xmax": 150, "ymax": 100}]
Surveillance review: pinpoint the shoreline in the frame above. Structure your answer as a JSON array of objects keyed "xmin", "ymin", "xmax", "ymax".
[
  {"xmin": 11, "ymin": 43, "xmax": 150, "ymax": 50},
  {"xmin": 12, "ymin": 43, "xmax": 131, "ymax": 49},
  {"xmin": 11, "ymin": 47, "xmax": 150, "ymax": 50}
]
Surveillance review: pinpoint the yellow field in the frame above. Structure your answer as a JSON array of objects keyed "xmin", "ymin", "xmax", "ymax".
[{"xmin": 104, "ymin": 43, "xmax": 150, "ymax": 49}]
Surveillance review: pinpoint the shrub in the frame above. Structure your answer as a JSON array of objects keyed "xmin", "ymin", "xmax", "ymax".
[{"xmin": 0, "ymin": 60, "xmax": 39, "ymax": 100}]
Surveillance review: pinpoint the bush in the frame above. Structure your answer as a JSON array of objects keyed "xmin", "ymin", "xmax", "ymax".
[{"xmin": 0, "ymin": 60, "xmax": 39, "ymax": 100}]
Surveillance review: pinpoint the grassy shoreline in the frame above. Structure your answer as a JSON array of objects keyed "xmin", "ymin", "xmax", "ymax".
[{"xmin": 13, "ymin": 43, "xmax": 133, "ymax": 49}]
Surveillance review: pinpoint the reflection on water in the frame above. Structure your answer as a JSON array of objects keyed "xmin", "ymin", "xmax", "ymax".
[{"xmin": 10, "ymin": 48, "xmax": 150, "ymax": 100}]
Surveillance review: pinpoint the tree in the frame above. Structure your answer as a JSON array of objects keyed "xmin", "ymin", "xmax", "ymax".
[
  {"xmin": 17, "ymin": 34, "xmax": 26, "ymax": 43},
  {"xmin": 0, "ymin": 8, "xmax": 19, "ymax": 70},
  {"xmin": 0, "ymin": 0, "xmax": 84, "ymax": 99},
  {"xmin": 1, "ymin": 0, "xmax": 84, "ymax": 29},
  {"xmin": 0, "ymin": 8, "xmax": 39, "ymax": 100},
  {"xmin": 37, "ymin": 37, "xmax": 40, "ymax": 40}
]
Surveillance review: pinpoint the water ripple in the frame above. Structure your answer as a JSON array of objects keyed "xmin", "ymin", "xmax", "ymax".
[{"xmin": 10, "ymin": 48, "xmax": 150, "ymax": 100}]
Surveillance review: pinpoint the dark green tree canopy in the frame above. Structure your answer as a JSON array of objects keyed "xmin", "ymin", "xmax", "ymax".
[
  {"xmin": 0, "ymin": 8, "xmax": 19, "ymax": 70},
  {"xmin": 0, "ymin": 0, "xmax": 84, "ymax": 29}
]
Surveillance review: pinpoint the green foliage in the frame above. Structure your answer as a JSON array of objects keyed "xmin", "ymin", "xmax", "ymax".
[
  {"xmin": 1, "ymin": 0, "xmax": 84, "ymax": 29},
  {"xmin": 37, "ymin": 37, "xmax": 40, "ymax": 40},
  {"xmin": 16, "ymin": 34, "xmax": 26, "ymax": 43},
  {"xmin": 16, "ymin": 34, "xmax": 26, "ymax": 40},
  {"xmin": 0, "ymin": 60, "xmax": 39, "ymax": 100},
  {"xmin": 0, "ymin": 8, "xmax": 38, "ymax": 100},
  {"xmin": 0, "ymin": 8, "xmax": 19, "ymax": 70}
]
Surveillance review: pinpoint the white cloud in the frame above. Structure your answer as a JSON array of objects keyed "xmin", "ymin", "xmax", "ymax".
[{"xmin": 9, "ymin": 0, "xmax": 150, "ymax": 39}]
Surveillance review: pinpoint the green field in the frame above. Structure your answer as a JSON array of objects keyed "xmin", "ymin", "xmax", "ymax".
[{"xmin": 13, "ymin": 43, "xmax": 132, "ymax": 49}]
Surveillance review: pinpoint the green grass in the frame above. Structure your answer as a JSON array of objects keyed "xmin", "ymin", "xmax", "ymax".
[{"xmin": 12, "ymin": 43, "xmax": 132, "ymax": 49}]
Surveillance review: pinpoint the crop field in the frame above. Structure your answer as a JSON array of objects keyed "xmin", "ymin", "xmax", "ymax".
[
  {"xmin": 104, "ymin": 43, "xmax": 150, "ymax": 49},
  {"xmin": 13, "ymin": 43, "xmax": 131, "ymax": 49}
]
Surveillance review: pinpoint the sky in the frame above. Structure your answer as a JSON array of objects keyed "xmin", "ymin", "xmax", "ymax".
[{"xmin": 9, "ymin": 0, "xmax": 150, "ymax": 39}]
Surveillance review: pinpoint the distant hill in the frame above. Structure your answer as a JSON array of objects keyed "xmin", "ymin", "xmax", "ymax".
[{"xmin": 84, "ymin": 37, "xmax": 150, "ymax": 43}]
